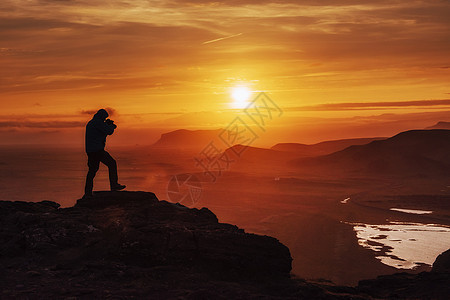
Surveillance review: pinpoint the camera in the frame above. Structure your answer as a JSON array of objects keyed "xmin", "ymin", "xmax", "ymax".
[{"xmin": 105, "ymin": 119, "xmax": 117, "ymax": 129}]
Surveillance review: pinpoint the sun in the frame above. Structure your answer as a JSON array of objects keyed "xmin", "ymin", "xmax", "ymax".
[{"xmin": 231, "ymin": 86, "xmax": 251, "ymax": 109}]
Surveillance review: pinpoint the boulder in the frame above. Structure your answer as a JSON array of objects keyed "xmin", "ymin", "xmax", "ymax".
[{"xmin": 432, "ymin": 248, "xmax": 450, "ymax": 273}]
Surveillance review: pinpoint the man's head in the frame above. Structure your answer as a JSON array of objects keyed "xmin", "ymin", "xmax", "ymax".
[{"xmin": 94, "ymin": 109, "xmax": 109, "ymax": 120}]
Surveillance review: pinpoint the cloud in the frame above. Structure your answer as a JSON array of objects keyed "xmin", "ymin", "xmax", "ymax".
[
  {"xmin": 0, "ymin": 15, "xmax": 219, "ymax": 93},
  {"xmin": 80, "ymin": 107, "xmax": 116, "ymax": 116},
  {"xmin": 288, "ymin": 99, "xmax": 450, "ymax": 111},
  {"xmin": 202, "ymin": 33, "xmax": 243, "ymax": 44},
  {"xmin": 0, "ymin": 120, "xmax": 84, "ymax": 128},
  {"xmin": 0, "ymin": 0, "xmax": 449, "ymax": 115}
]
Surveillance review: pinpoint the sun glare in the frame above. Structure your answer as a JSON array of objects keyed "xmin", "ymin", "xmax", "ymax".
[{"xmin": 231, "ymin": 86, "xmax": 251, "ymax": 109}]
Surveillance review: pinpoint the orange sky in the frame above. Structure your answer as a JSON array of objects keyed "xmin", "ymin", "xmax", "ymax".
[{"xmin": 0, "ymin": 0, "xmax": 449, "ymax": 145}]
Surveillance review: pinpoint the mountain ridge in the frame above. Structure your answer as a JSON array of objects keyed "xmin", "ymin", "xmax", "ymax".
[
  {"xmin": 425, "ymin": 121, "xmax": 450, "ymax": 130},
  {"xmin": 294, "ymin": 129, "xmax": 450, "ymax": 177},
  {"xmin": 271, "ymin": 137, "xmax": 385, "ymax": 157},
  {"xmin": 151, "ymin": 129, "xmax": 224, "ymax": 151}
]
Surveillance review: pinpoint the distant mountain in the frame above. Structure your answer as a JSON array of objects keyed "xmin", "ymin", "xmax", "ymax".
[
  {"xmin": 426, "ymin": 121, "xmax": 450, "ymax": 130},
  {"xmin": 151, "ymin": 129, "xmax": 223, "ymax": 150},
  {"xmin": 271, "ymin": 137, "xmax": 385, "ymax": 157},
  {"xmin": 295, "ymin": 130, "xmax": 450, "ymax": 176},
  {"xmin": 219, "ymin": 138, "xmax": 386, "ymax": 171}
]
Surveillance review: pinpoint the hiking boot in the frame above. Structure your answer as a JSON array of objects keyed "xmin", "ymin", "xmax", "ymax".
[
  {"xmin": 82, "ymin": 193, "xmax": 93, "ymax": 199},
  {"xmin": 111, "ymin": 184, "xmax": 126, "ymax": 191}
]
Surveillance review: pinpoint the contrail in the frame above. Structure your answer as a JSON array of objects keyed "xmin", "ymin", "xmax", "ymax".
[{"xmin": 202, "ymin": 33, "xmax": 243, "ymax": 45}]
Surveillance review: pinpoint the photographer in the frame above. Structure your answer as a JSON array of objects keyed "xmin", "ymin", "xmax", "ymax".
[{"xmin": 83, "ymin": 108, "xmax": 125, "ymax": 199}]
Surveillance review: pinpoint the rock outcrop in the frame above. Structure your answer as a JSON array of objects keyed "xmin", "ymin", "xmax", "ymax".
[
  {"xmin": 356, "ymin": 271, "xmax": 450, "ymax": 299},
  {"xmin": 355, "ymin": 247, "xmax": 450, "ymax": 299},
  {"xmin": 432, "ymin": 248, "xmax": 450, "ymax": 273},
  {"xmin": 1, "ymin": 191, "xmax": 448, "ymax": 299},
  {"xmin": 0, "ymin": 191, "xmax": 334, "ymax": 299}
]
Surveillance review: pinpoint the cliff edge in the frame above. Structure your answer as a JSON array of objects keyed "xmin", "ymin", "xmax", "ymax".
[
  {"xmin": 0, "ymin": 191, "xmax": 448, "ymax": 299},
  {"xmin": 0, "ymin": 191, "xmax": 330, "ymax": 299}
]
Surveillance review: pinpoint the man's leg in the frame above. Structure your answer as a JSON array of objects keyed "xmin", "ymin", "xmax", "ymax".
[
  {"xmin": 99, "ymin": 150, "xmax": 124, "ymax": 190},
  {"xmin": 84, "ymin": 152, "xmax": 101, "ymax": 196}
]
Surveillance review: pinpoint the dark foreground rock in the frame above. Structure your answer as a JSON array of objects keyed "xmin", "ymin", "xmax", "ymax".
[
  {"xmin": 357, "ymin": 271, "xmax": 450, "ymax": 299},
  {"xmin": 432, "ymin": 248, "xmax": 450, "ymax": 273},
  {"xmin": 0, "ymin": 191, "xmax": 448, "ymax": 299},
  {"xmin": 0, "ymin": 191, "xmax": 353, "ymax": 299}
]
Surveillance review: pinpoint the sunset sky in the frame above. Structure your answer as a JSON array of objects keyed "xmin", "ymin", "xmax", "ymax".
[{"xmin": 1, "ymin": 0, "xmax": 449, "ymax": 145}]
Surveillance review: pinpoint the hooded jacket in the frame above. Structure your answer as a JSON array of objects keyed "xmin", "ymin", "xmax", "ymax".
[{"xmin": 85, "ymin": 109, "xmax": 117, "ymax": 153}]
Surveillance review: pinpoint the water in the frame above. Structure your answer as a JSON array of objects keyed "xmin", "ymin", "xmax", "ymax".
[
  {"xmin": 390, "ymin": 208, "xmax": 433, "ymax": 214},
  {"xmin": 352, "ymin": 222, "xmax": 450, "ymax": 269},
  {"xmin": 341, "ymin": 197, "xmax": 350, "ymax": 204}
]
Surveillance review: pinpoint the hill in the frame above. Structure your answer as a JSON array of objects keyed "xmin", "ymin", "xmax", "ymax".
[
  {"xmin": 151, "ymin": 129, "xmax": 224, "ymax": 151},
  {"xmin": 426, "ymin": 121, "xmax": 450, "ymax": 130},
  {"xmin": 272, "ymin": 137, "xmax": 384, "ymax": 157},
  {"xmin": 295, "ymin": 130, "xmax": 450, "ymax": 177}
]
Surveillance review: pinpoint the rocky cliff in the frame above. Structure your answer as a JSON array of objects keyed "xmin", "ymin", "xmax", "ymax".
[
  {"xmin": 0, "ymin": 191, "xmax": 331, "ymax": 299},
  {"xmin": 0, "ymin": 191, "xmax": 448, "ymax": 299}
]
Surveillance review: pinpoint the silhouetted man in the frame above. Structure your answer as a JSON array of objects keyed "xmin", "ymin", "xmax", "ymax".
[{"xmin": 83, "ymin": 109, "xmax": 126, "ymax": 198}]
